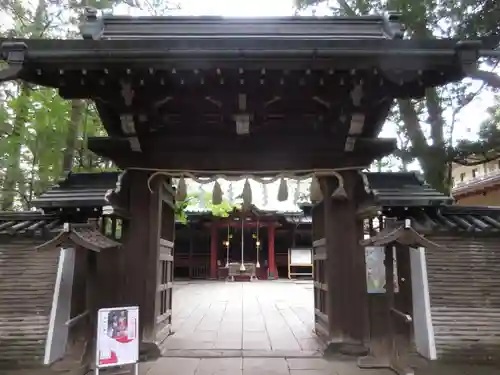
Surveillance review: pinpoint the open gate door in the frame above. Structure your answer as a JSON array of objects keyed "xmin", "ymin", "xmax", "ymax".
[
  {"xmin": 311, "ymin": 203, "xmax": 329, "ymax": 339},
  {"xmin": 155, "ymin": 184, "xmax": 175, "ymax": 345}
]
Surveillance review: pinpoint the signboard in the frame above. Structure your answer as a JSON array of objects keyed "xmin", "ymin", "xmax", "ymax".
[
  {"xmin": 96, "ymin": 306, "xmax": 139, "ymax": 371},
  {"xmin": 290, "ymin": 248, "xmax": 312, "ymax": 265}
]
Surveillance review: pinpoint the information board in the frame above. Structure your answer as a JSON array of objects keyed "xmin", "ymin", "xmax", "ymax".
[
  {"xmin": 96, "ymin": 306, "xmax": 139, "ymax": 369},
  {"xmin": 290, "ymin": 248, "xmax": 312, "ymax": 265}
]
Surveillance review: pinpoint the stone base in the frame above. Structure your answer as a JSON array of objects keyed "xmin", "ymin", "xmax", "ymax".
[
  {"xmin": 268, "ymin": 271, "xmax": 278, "ymax": 280},
  {"xmin": 323, "ymin": 342, "xmax": 369, "ymax": 359},
  {"xmin": 358, "ymin": 355, "xmax": 415, "ymax": 375},
  {"xmin": 139, "ymin": 342, "xmax": 161, "ymax": 362}
]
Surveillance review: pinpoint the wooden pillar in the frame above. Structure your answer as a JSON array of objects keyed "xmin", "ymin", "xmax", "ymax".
[
  {"xmin": 143, "ymin": 173, "xmax": 163, "ymax": 342},
  {"xmin": 121, "ymin": 170, "xmax": 149, "ymax": 316},
  {"xmin": 268, "ymin": 224, "xmax": 277, "ymax": 279},
  {"xmin": 320, "ymin": 171, "xmax": 368, "ymax": 356},
  {"xmin": 210, "ymin": 225, "xmax": 218, "ymax": 279},
  {"xmin": 120, "ymin": 170, "xmax": 162, "ymax": 347}
]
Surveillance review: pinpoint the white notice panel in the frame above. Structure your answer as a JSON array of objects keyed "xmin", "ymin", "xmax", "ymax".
[
  {"xmin": 290, "ymin": 248, "xmax": 312, "ymax": 265},
  {"xmin": 96, "ymin": 306, "xmax": 139, "ymax": 369}
]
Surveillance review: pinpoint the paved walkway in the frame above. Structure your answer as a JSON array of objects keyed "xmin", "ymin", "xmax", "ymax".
[
  {"xmin": 137, "ymin": 357, "xmax": 497, "ymax": 375},
  {"xmin": 166, "ymin": 280, "xmax": 322, "ymax": 356},
  {"xmin": 7, "ymin": 280, "xmax": 499, "ymax": 375}
]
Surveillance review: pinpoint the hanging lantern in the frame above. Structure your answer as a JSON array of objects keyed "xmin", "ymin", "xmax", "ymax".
[
  {"xmin": 277, "ymin": 177, "xmax": 288, "ymax": 202},
  {"xmin": 242, "ymin": 179, "xmax": 252, "ymax": 209},
  {"xmin": 309, "ymin": 175, "xmax": 322, "ymax": 202},
  {"xmin": 225, "ymin": 224, "xmax": 230, "ymax": 268},
  {"xmin": 240, "ymin": 217, "xmax": 246, "ymax": 271},
  {"xmin": 212, "ymin": 180, "xmax": 223, "ymax": 205},
  {"xmin": 256, "ymin": 219, "xmax": 260, "ymax": 268},
  {"xmin": 176, "ymin": 176, "xmax": 187, "ymax": 201}
]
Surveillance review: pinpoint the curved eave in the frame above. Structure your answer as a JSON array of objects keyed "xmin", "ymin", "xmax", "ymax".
[{"xmin": 1, "ymin": 38, "xmax": 475, "ymax": 84}]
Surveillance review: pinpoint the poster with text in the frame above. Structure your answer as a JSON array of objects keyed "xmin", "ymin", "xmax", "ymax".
[{"xmin": 96, "ymin": 306, "xmax": 139, "ymax": 368}]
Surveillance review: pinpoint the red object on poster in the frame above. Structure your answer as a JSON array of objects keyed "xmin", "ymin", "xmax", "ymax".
[
  {"xmin": 115, "ymin": 336, "xmax": 133, "ymax": 344},
  {"xmin": 99, "ymin": 351, "xmax": 118, "ymax": 365}
]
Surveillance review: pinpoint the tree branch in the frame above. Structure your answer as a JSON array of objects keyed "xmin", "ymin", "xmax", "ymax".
[
  {"xmin": 467, "ymin": 68, "xmax": 500, "ymax": 89},
  {"xmin": 335, "ymin": 0, "xmax": 356, "ymax": 15}
]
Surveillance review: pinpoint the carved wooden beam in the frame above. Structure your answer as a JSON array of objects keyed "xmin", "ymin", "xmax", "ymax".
[{"xmin": 89, "ymin": 135, "xmax": 396, "ymax": 173}]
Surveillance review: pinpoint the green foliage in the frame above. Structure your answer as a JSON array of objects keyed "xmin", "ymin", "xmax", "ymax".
[
  {"xmin": 0, "ymin": 0, "xmax": 122, "ymax": 210},
  {"xmin": 174, "ymin": 195, "xmax": 196, "ymax": 224},
  {"xmin": 296, "ymin": 0, "xmax": 500, "ymax": 192},
  {"xmin": 174, "ymin": 192, "xmax": 239, "ymax": 224},
  {"xmin": 453, "ymin": 96, "xmax": 500, "ymax": 165}
]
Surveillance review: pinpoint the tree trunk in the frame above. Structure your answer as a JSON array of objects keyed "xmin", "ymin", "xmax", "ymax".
[
  {"xmin": 62, "ymin": 100, "xmax": 84, "ymax": 174},
  {"xmin": 398, "ymin": 98, "xmax": 448, "ymax": 193}
]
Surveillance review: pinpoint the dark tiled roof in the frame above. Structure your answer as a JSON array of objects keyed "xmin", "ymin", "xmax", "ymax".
[
  {"xmin": 88, "ymin": 15, "xmax": 402, "ymax": 41},
  {"xmin": 36, "ymin": 224, "xmax": 121, "ymax": 252},
  {"xmin": 0, "ymin": 212, "xmax": 62, "ymax": 235},
  {"xmin": 364, "ymin": 172, "xmax": 453, "ymax": 207},
  {"xmin": 34, "ymin": 172, "xmax": 119, "ymax": 210},
  {"xmin": 384, "ymin": 205, "xmax": 500, "ymax": 233}
]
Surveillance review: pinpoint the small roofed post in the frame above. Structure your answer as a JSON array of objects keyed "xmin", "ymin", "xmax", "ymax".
[
  {"xmin": 360, "ymin": 218, "xmax": 443, "ymax": 250},
  {"xmin": 358, "ymin": 218, "xmax": 444, "ymax": 375}
]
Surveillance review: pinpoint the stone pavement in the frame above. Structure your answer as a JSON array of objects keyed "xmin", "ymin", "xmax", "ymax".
[
  {"xmin": 165, "ymin": 280, "xmax": 323, "ymax": 356},
  {"xmin": 6, "ymin": 280, "xmax": 499, "ymax": 375},
  {"xmin": 136, "ymin": 357, "xmax": 497, "ymax": 375},
  {"xmin": 5, "ymin": 358, "xmax": 498, "ymax": 375}
]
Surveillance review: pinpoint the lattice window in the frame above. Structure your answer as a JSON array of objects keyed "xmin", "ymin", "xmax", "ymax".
[{"xmin": 158, "ymin": 259, "xmax": 171, "ymax": 316}]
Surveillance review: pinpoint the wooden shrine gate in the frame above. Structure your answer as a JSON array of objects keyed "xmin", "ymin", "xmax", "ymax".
[
  {"xmin": 120, "ymin": 170, "xmax": 176, "ymax": 349},
  {"xmin": 0, "ymin": 9, "xmax": 487, "ymax": 373}
]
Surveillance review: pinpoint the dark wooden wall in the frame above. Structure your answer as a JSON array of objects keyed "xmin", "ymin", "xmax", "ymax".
[
  {"xmin": 0, "ymin": 238, "xmax": 59, "ymax": 369},
  {"xmin": 174, "ymin": 226, "xmax": 210, "ymax": 279},
  {"xmin": 427, "ymin": 235, "xmax": 500, "ymax": 363}
]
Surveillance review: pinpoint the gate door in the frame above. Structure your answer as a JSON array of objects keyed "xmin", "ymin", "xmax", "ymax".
[
  {"xmin": 312, "ymin": 202, "xmax": 328, "ymax": 338},
  {"xmin": 156, "ymin": 238, "xmax": 174, "ymax": 343}
]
